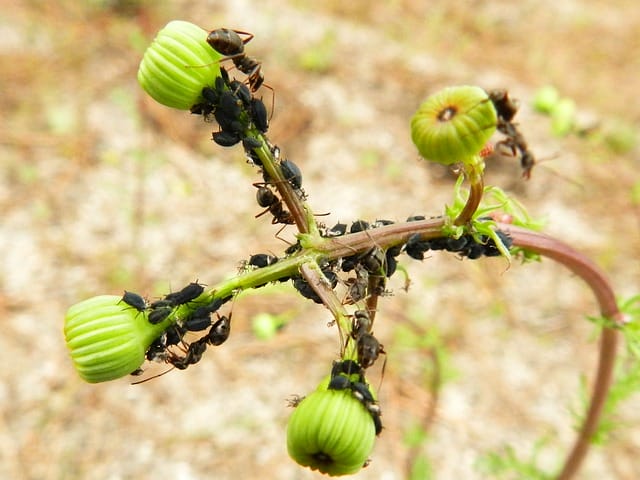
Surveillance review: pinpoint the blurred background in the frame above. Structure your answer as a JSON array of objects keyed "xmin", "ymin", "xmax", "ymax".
[{"xmin": 1, "ymin": 0, "xmax": 638, "ymax": 478}]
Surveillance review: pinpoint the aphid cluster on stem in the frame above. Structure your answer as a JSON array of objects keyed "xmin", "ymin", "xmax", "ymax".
[
  {"xmin": 119, "ymin": 282, "xmax": 234, "ymax": 379},
  {"xmin": 404, "ymin": 230, "xmax": 512, "ymax": 261},
  {"xmin": 191, "ymin": 66, "xmax": 269, "ymax": 148}
]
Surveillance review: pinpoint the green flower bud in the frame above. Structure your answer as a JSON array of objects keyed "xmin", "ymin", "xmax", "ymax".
[
  {"xmin": 411, "ymin": 86, "xmax": 497, "ymax": 166},
  {"xmin": 137, "ymin": 20, "xmax": 223, "ymax": 110},
  {"xmin": 287, "ymin": 387, "xmax": 376, "ymax": 476},
  {"xmin": 550, "ymin": 98, "xmax": 576, "ymax": 137},
  {"xmin": 64, "ymin": 295, "xmax": 169, "ymax": 383},
  {"xmin": 532, "ymin": 85, "xmax": 560, "ymax": 115}
]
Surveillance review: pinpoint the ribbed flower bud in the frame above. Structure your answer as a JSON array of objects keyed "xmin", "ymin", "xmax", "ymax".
[
  {"xmin": 64, "ymin": 295, "xmax": 169, "ymax": 383},
  {"xmin": 411, "ymin": 86, "xmax": 497, "ymax": 166},
  {"xmin": 137, "ymin": 20, "xmax": 223, "ymax": 110},
  {"xmin": 287, "ymin": 382, "xmax": 376, "ymax": 476}
]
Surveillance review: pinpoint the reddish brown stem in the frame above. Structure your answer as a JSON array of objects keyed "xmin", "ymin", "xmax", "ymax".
[
  {"xmin": 502, "ymin": 225, "xmax": 624, "ymax": 480},
  {"xmin": 454, "ymin": 167, "xmax": 485, "ymax": 226}
]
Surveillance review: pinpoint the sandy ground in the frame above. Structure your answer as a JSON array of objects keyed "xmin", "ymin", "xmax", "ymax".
[{"xmin": 1, "ymin": 1, "xmax": 639, "ymax": 479}]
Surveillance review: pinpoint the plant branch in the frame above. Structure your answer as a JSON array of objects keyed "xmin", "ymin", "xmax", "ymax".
[
  {"xmin": 253, "ymin": 137, "xmax": 311, "ymax": 233},
  {"xmin": 299, "ymin": 262, "xmax": 355, "ymax": 359},
  {"xmin": 502, "ymin": 225, "xmax": 624, "ymax": 480}
]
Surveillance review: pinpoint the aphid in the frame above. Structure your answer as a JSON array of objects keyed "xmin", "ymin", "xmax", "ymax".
[
  {"xmin": 206, "ymin": 28, "xmax": 265, "ymax": 93},
  {"xmin": 428, "ymin": 237, "xmax": 448, "ymax": 251},
  {"xmin": 149, "ymin": 299, "xmax": 172, "ymax": 309},
  {"xmin": 385, "ymin": 243, "xmax": 403, "ymax": 262},
  {"xmin": 384, "ymin": 253, "xmax": 398, "ymax": 278},
  {"xmin": 214, "ymin": 90, "xmax": 244, "ymax": 133},
  {"xmin": 373, "ymin": 219, "xmax": 395, "ymax": 228},
  {"xmin": 120, "ymin": 291, "xmax": 146, "ymax": 312},
  {"xmin": 242, "ymin": 136, "xmax": 262, "ymax": 150},
  {"xmin": 350, "ymin": 220, "xmax": 370, "ymax": 233},
  {"xmin": 361, "ymin": 247, "xmax": 385, "ymax": 274},
  {"xmin": 445, "ymin": 236, "xmax": 469, "ymax": 252},
  {"xmin": 183, "ymin": 311, "xmax": 212, "ymax": 332},
  {"xmin": 164, "ymin": 282, "xmax": 205, "ymax": 306},
  {"xmin": 327, "ymin": 360, "xmax": 383, "ymax": 435},
  {"xmin": 326, "ymin": 222, "xmax": 347, "ymax": 237},
  {"xmin": 328, "ymin": 374, "xmax": 351, "ymax": 390},
  {"xmin": 481, "ymin": 231, "xmax": 513, "ymax": 257},
  {"xmin": 248, "ymin": 253, "xmax": 278, "ymax": 268},
  {"xmin": 148, "ymin": 306, "xmax": 172, "ymax": 325},
  {"xmin": 250, "ymin": 97, "xmax": 269, "ymax": 132},
  {"xmin": 280, "ymin": 159, "xmax": 302, "ymax": 190},
  {"xmin": 213, "ymin": 130, "xmax": 241, "ymax": 147},
  {"xmin": 292, "ymin": 269, "xmax": 338, "ymax": 304},
  {"xmin": 461, "ymin": 241, "xmax": 485, "ymax": 259},
  {"xmin": 229, "ymin": 79, "xmax": 252, "ymax": 106},
  {"xmin": 331, "ymin": 359, "xmax": 365, "ymax": 379},
  {"xmin": 405, "ymin": 233, "xmax": 431, "ymax": 260}
]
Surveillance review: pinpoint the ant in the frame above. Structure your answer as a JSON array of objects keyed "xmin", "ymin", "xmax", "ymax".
[
  {"xmin": 349, "ymin": 310, "xmax": 386, "ymax": 370},
  {"xmin": 207, "ymin": 29, "xmax": 264, "ymax": 91},
  {"xmin": 486, "ymin": 89, "xmax": 537, "ymax": 179},
  {"xmin": 254, "ymin": 184, "xmax": 295, "ymax": 225}
]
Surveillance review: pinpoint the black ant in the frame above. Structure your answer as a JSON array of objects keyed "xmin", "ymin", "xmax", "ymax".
[
  {"xmin": 206, "ymin": 28, "xmax": 276, "ymax": 117},
  {"xmin": 254, "ymin": 184, "xmax": 295, "ymax": 225},
  {"xmin": 207, "ymin": 29, "xmax": 264, "ymax": 91}
]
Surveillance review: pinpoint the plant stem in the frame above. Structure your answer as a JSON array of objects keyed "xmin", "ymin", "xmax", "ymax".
[
  {"xmin": 253, "ymin": 137, "xmax": 311, "ymax": 233},
  {"xmin": 503, "ymin": 225, "xmax": 624, "ymax": 480},
  {"xmin": 454, "ymin": 159, "xmax": 484, "ymax": 226},
  {"xmin": 299, "ymin": 262, "xmax": 355, "ymax": 359}
]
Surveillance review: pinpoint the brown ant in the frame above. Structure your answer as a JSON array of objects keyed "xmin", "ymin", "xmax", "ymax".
[{"xmin": 486, "ymin": 89, "xmax": 537, "ymax": 179}]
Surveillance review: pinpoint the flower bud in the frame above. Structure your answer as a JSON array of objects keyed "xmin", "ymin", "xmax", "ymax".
[
  {"xmin": 411, "ymin": 86, "xmax": 497, "ymax": 166},
  {"xmin": 287, "ymin": 387, "xmax": 376, "ymax": 476},
  {"xmin": 137, "ymin": 20, "xmax": 223, "ymax": 110},
  {"xmin": 550, "ymin": 98, "xmax": 576, "ymax": 137},
  {"xmin": 64, "ymin": 295, "xmax": 168, "ymax": 383}
]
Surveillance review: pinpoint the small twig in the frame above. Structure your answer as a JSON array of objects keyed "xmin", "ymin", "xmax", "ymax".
[{"xmin": 299, "ymin": 261, "xmax": 354, "ymax": 358}]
